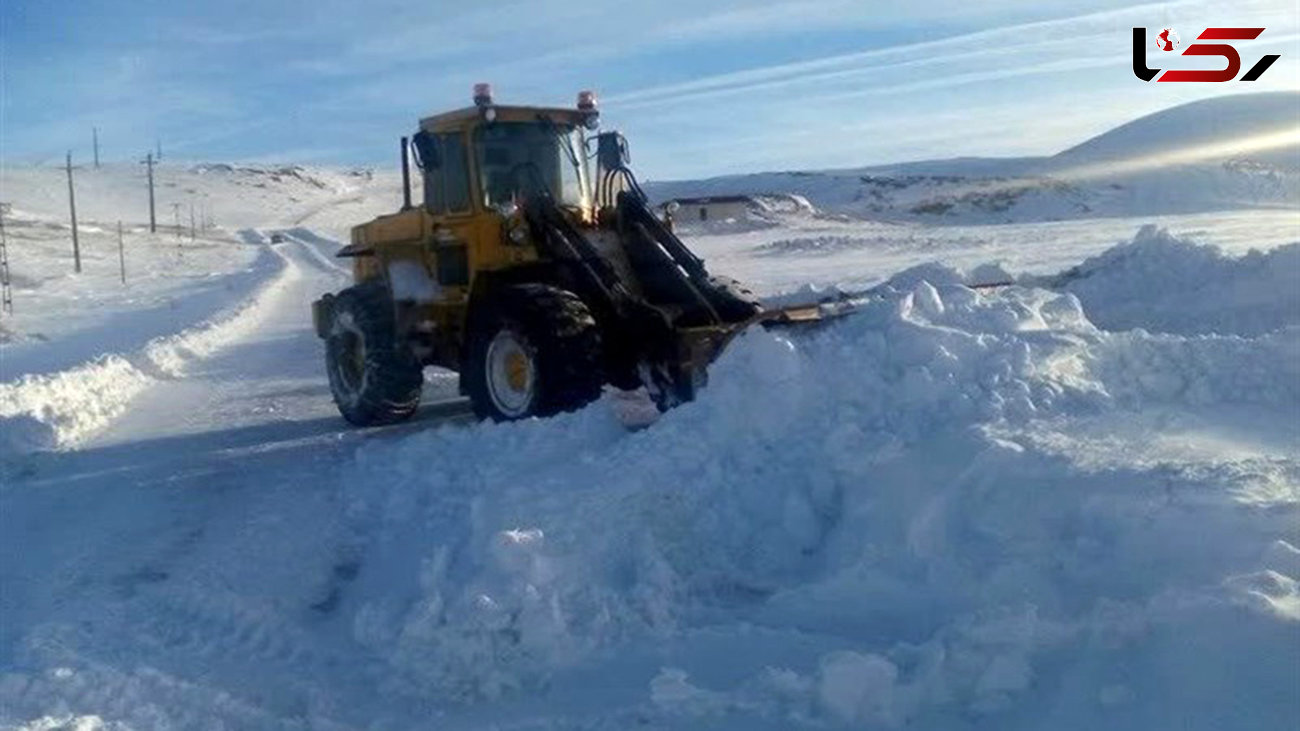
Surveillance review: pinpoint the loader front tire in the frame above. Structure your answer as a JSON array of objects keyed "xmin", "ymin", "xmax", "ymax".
[
  {"xmin": 325, "ymin": 283, "xmax": 423, "ymax": 426},
  {"xmin": 463, "ymin": 285, "xmax": 604, "ymax": 421}
]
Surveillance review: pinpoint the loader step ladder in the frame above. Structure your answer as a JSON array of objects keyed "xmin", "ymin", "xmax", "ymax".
[{"xmin": 0, "ymin": 203, "xmax": 13, "ymax": 315}]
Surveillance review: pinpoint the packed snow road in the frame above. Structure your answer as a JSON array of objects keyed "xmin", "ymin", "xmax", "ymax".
[{"xmin": 0, "ymin": 234, "xmax": 464, "ymax": 729}]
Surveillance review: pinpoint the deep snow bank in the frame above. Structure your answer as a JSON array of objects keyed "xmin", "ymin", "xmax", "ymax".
[
  {"xmin": 0, "ymin": 246, "xmax": 295, "ymax": 456},
  {"xmin": 339, "ymin": 253, "xmax": 1297, "ymax": 727},
  {"xmin": 1046, "ymin": 224, "xmax": 1300, "ymax": 336}
]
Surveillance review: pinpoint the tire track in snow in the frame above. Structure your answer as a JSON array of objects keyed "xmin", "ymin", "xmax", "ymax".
[
  {"xmin": 3, "ymin": 634, "xmax": 303, "ymax": 730},
  {"xmin": 1, "ymin": 237, "xmax": 374, "ymax": 728},
  {"xmin": 281, "ymin": 228, "xmax": 352, "ymax": 276}
]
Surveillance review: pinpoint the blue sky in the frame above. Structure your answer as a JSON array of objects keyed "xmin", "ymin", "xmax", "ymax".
[{"xmin": 2, "ymin": 0, "xmax": 1297, "ymax": 179}]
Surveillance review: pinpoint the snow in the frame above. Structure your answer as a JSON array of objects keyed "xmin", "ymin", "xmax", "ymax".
[
  {"xmin": 1042, "ymin": 224, "xmax": 1300, "ymax": 337},
  {"xmin": 1, "ymin": 96, "xmax": 1297, "ymax": 729},
  {"xmin": 0, "ymin": 244, "xmax": 293, "ymax": 453},
  {"xmin": 0, "ymin": 160, "xmax": 401, "ymax": 456},
  {"xmin": 1055, "ymin": 92, "xmax": 1300, "ymax": 170},
  {"xmin": 320, "ymin": 232, "xmax": 1295, "ymax": 727}
]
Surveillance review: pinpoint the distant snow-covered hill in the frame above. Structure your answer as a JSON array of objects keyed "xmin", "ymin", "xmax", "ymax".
[
  {"xmin": 1054, "ymin": 91, "xmax": 1299, "ymax": 169},
  {"xmin": 645, "ymin": 92, "xmax": 1300, "ymax": 224},
  {"xmin": 0, "ymin": 160, "xmax": 403, "ymax": 246}
]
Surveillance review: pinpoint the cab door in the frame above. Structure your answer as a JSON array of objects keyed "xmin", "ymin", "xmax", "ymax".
[{"xmin": 413, "ymin": 129, "xmax": 477, "ymax": 300}]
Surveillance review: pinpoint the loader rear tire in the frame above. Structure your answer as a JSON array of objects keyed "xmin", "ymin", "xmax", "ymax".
[
  {"xmin": 325, "ymin": 283, "xmax": 423, "ymax": 426},
  {"xmin": 463, "ymin": 285, "xmax": 604, "ymax": 421}
]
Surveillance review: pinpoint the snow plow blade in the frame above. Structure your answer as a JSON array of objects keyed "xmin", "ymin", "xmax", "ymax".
[
  {"xmin": 668, "ymin": 301, "xmax": 858, "ymax": 404},
  {"xmin": 757, "ymin": 303, "xmax": 843, "ymax": 327}
]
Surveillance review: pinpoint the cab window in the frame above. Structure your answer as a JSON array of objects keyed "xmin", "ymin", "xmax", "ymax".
[
  {"xmin": 441, "ymin": 133, "xmax": 472, "ymax": 213},
  {"xmin": 412, "ymin": 130, "xmax": 473, "ymax": 214}
]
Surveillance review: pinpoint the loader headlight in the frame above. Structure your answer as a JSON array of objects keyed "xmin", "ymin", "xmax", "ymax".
[
  {"xmin": 504, "ymin": 217, "xmax": 529, "ymax": 246},
  {"xmin": 483, "ymin": 106, "xmax": 497, "ymax": 123}
]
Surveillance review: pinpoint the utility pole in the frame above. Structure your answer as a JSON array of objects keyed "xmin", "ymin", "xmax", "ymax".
[
  {"xmin": 117, "ymin": 221, "xmax": 126, "ymax": 284},
  {"xmin": 143, "ymin": 152, "xmax": 156, "ymax": 233},
  {"xmin": 93, "ymin": 127, "xmax": 100, "ymax": 168},
  {"xmin": 0, "ymin": 204, "xmax": 14, "ymax": 314},
  {"xmin": 66, "ymin": 151, "xmax": 81, "ymax": 273},
  {"xmin": 172, "ymin": 203, "xmax": 182, "ymax": 241},
  {"xmin": 189, "ymin": 201, "xmax": 196, "ymax": 243}
]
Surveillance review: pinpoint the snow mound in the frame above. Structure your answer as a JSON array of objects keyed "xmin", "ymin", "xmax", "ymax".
[
  {"xmin": 0, "ymin": 356, "xmax": 154, "ymax": 455},
  {"xmin": 339, "ymin": 273, "xmax": 1296, "ymax": 726},
  {"xmin": 751, "ymin": 193, "xmax": 817, "ymax": 216},
  {"xmin": 879, "ymin": 260, "xmax": 1014, "ymax": 291},
  {"xmin": 761, "ymin": 282, "xmax": 854, "ymax": 308},
  {"xmin": 0, "ymin": 247, "xmax": 294, "ymax": 456},
  {"xmin": 762, "ymin": 261, "xmax": 1014, "ymax": 308},
  {"xmin": 1048, "ymin": 224, "xmax": 1300, "ymax": 336}
]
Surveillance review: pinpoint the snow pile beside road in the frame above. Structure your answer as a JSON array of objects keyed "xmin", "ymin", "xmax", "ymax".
[
  {"xmin": 340, "ymin": 247, "xmax": 1297, "ymax": 726},
  {"xmin": 0, "ymin": 247, "xmax": 294, "ymax": 455},
  {"xmin": 1047, "ymin": 224, "xmax": 1300, "ymax": 336},
  {"xmin": 0, "ymin": 355, "xmax": 155, "ymax": 455}
]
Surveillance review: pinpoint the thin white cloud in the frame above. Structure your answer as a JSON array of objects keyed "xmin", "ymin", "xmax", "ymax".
[{"xmin": 606, "ymin": 0, "xmax": 1193, "ymax": 108}]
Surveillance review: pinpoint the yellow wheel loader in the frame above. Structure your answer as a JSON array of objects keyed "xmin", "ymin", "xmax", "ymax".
[{"xmin": 311, "ymin": 86, "xmax": 824, "ymax": 425}]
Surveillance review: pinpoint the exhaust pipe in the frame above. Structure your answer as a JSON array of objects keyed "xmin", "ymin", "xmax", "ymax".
[{"xmin": 400, "ymin": 136, "xmax": 413, "ymax": 210}]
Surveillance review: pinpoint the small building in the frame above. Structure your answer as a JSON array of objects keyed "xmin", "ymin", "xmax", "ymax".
[{"xmin": 664, "ymin": 195, "xmax": 755, "ymax": 223}]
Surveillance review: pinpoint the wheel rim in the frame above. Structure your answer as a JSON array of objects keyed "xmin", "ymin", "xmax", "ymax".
[
  {"xmin": 332, "ymin": 313, "xmax": 367, "ymax": 395},
  {"xmin": 485, "ymin": 328, "xmax": 535, "ymax": 417}
]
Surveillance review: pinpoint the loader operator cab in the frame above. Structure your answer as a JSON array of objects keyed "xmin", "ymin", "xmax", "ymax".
[
  {"xmin": 410, "ymin": 87, "xmax": 596, "ymax": 218},
  {"xmin": 476, "ymin": 122, "xmax": 590, "ymax": 210}
]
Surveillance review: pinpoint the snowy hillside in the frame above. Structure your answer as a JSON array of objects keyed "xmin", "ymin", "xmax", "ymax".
[
  {"xmin": 1056, "ymin": 92, "xmax": 1300, "ymax": 169},
  {"xmin": 646, "ymin": 92, "xmax": 1300, "ymax": 223},
  {"xmin": 1, "ymin": 96, "xmax": 1297, "ymax": 729},
  {"xmin": 1, "ymin": 161, "xmax": 402, "ymax": 243}
]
